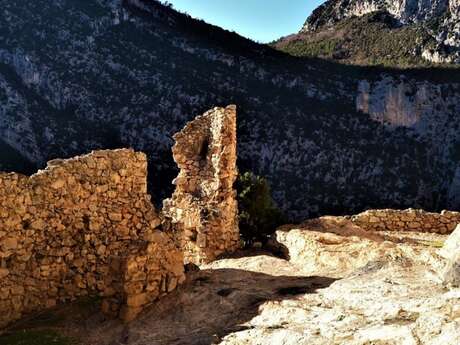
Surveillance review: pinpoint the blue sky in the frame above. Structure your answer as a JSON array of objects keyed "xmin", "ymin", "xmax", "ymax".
[{"xmin": 165, "ymin": 0, "xmax": 325, "ymax": 43}]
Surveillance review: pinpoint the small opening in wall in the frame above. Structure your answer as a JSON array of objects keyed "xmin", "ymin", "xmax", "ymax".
[
  {"xmin": 199, "ymin": 137, "xmax": 209, "ymax": 161},
  {"xmin": 82, "ymin": 215, "xmax": 90, "ymax": 230},
  {"xmin": 7, "ymin": 257, "xmax": 12, "ymax": 268},
  {"xmin": 200, "ymin": 208, "xmax": 210, "ymax": 220},
  {"xmin": 190, "ymin": 229, "xmax": 198, "ymax": 242},
  {"xmin": 22, "ymin": 220, "xmax": 31, "ymax": 230},
  {"xmin": 36, "ymin": 252, "xmax": 45, "ymax": 261}
]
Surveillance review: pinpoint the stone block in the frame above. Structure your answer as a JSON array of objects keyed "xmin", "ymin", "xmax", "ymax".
[
  {"xmin": 119, "ymin": 306, "xmax": 143, "ymax": 323},
  {"xmin": 0, "ymin": 268, "xmax": 9, "ymax": 279},
  {"xmin": 1, "ymin": 237, "xmax": 18, "ymax": 251},
  {"xmin": 126, "ymin": 293, "xmax": 149, "ymax": 308},
  {"xmin": 108, "ymin": 213, "xmax": 123, "ymax": 222}
]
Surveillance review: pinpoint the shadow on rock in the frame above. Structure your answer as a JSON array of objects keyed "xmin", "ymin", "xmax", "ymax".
[{"xmin": 113, "ymin": 268, "xmax": 336, "ymax": 345}]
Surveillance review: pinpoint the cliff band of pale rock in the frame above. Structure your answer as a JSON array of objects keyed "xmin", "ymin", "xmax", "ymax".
[
  {"xmin": 303, "ymin": 0, "xmax": 457, "ymax": 31},
  {"xmin": 355, "ymin": 76, "xmax": 460, "ymax": 210},
  {"xmin": 163, "ymin": 105, "xmax": 240, "ymax": 265}
]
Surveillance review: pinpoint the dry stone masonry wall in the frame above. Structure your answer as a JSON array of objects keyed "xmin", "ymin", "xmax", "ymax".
[
  {"xmin": 0, "ymin": 105, "xmax": 241, "ymax": 329},
  {"xmin": 162, "ymin": 105, "xmax": 240, "ymax": 265},
  {"xmin": 351, "ymin": 209, "xmax": 460, "ymax": 234},
  {"xmin": 0, "ymin": 149, "xmax": 185, "ymax": 328}
]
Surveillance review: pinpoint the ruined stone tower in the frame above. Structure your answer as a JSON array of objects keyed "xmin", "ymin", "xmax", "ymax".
[
  {"xmin": 162, "ymin": 105, "xmax": 240, "ymax": 265},
  {"xmin": 0, "ymin": 106, "xmax": 241, "ymax": 328}
]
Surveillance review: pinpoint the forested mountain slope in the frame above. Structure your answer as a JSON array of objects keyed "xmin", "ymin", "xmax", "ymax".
[
  {"xmin": 1, "ymin": 0, "xmax": 459, "ymax": 219},
  {"xmin": 276, "ymin": 0, "xmax": 460, "ymax": 66}
]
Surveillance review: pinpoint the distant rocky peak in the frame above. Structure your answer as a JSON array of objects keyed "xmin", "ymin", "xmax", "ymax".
[
  {"xmin": 300, "ymin": 0, "xmax": 460, "ymax": 64},
  {"xmin": 302, "ymin": 0, "xmax": 453, "ymax": 32}
]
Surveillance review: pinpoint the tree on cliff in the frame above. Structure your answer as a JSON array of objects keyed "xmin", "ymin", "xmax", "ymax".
[{"xmin": 236, "ymin": 172, "xmax": 287, "ymax": 245}]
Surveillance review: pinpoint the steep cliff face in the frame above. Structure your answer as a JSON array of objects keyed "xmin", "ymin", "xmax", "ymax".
[
  {"xmin": 356, "ymin": 75, "xmax": 460, "ymax": 209},
  {"xmin": 0, "ymin": 0, "xmax": 459, "ymax": 219},
  {"xmin": 294, "ymin": 0, "xmax": 460, "ymax": 64},
  {"xmin": 303, "ymin": 0, "xmax": 451, "ymax": 31}
]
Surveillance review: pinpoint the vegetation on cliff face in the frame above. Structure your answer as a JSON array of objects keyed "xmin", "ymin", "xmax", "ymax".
[
  {"xmin": 274, "ymin": 12, "xmax": 443, "ymax": 68},
  {"xmin": 291, "ymin": 0, "xmax": 460, "ymax": 65},
  {"xmin": 236, "ymin": 172, "xmax": 286, "ymax": 245}
]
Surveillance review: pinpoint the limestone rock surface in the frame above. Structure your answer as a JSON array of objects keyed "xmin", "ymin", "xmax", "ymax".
[
  {"xmin": 55, "ymin": 215, "xmax": 460, "ymax": 345},
  {"xmin": 441, "ymin": 224, "xmax": 460, "ymax": 286}
]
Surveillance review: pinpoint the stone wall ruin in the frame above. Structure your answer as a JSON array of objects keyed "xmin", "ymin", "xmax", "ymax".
[
  {"xmin": 0, "ymin": 149, "xmax": 185, "ymax": 327},
  {"xmin": 163, "ymin": 105, "xmax": 240, "ymax": 265},
  {"xmin": 351, "ymin": 209, "xmax": 460, "ymax": 234},
  {"xmin": 0, "ymin": 105, "xmax": 241, "ymax": 328}
]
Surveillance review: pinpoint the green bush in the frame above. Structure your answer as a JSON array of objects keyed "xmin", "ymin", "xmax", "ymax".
[{"xmin": 236, "ymin": 172, "xmax": 287, "ymax": 245}]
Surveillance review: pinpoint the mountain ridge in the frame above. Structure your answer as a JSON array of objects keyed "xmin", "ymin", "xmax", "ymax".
[
  {"xmin": 303, "ymin": 0, "xmax": 459, "ymax": 31},
  {"xmin": 0, "ymin": 0, "xmax": 459, "ymax": 220},
  {"xmin": 275, "ymin": 0, "xmax": 460, "ymax": 65}
]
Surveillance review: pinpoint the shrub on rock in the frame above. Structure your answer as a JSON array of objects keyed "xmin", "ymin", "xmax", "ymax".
[{"xmin": 236, "ymin": 172, "xmax": 286, "ymax": 245}]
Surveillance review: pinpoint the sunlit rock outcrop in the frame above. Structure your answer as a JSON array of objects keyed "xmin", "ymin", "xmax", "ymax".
[{"xmin": 440, "ymin": 224, "xmax": 460, "ymax": 286}]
